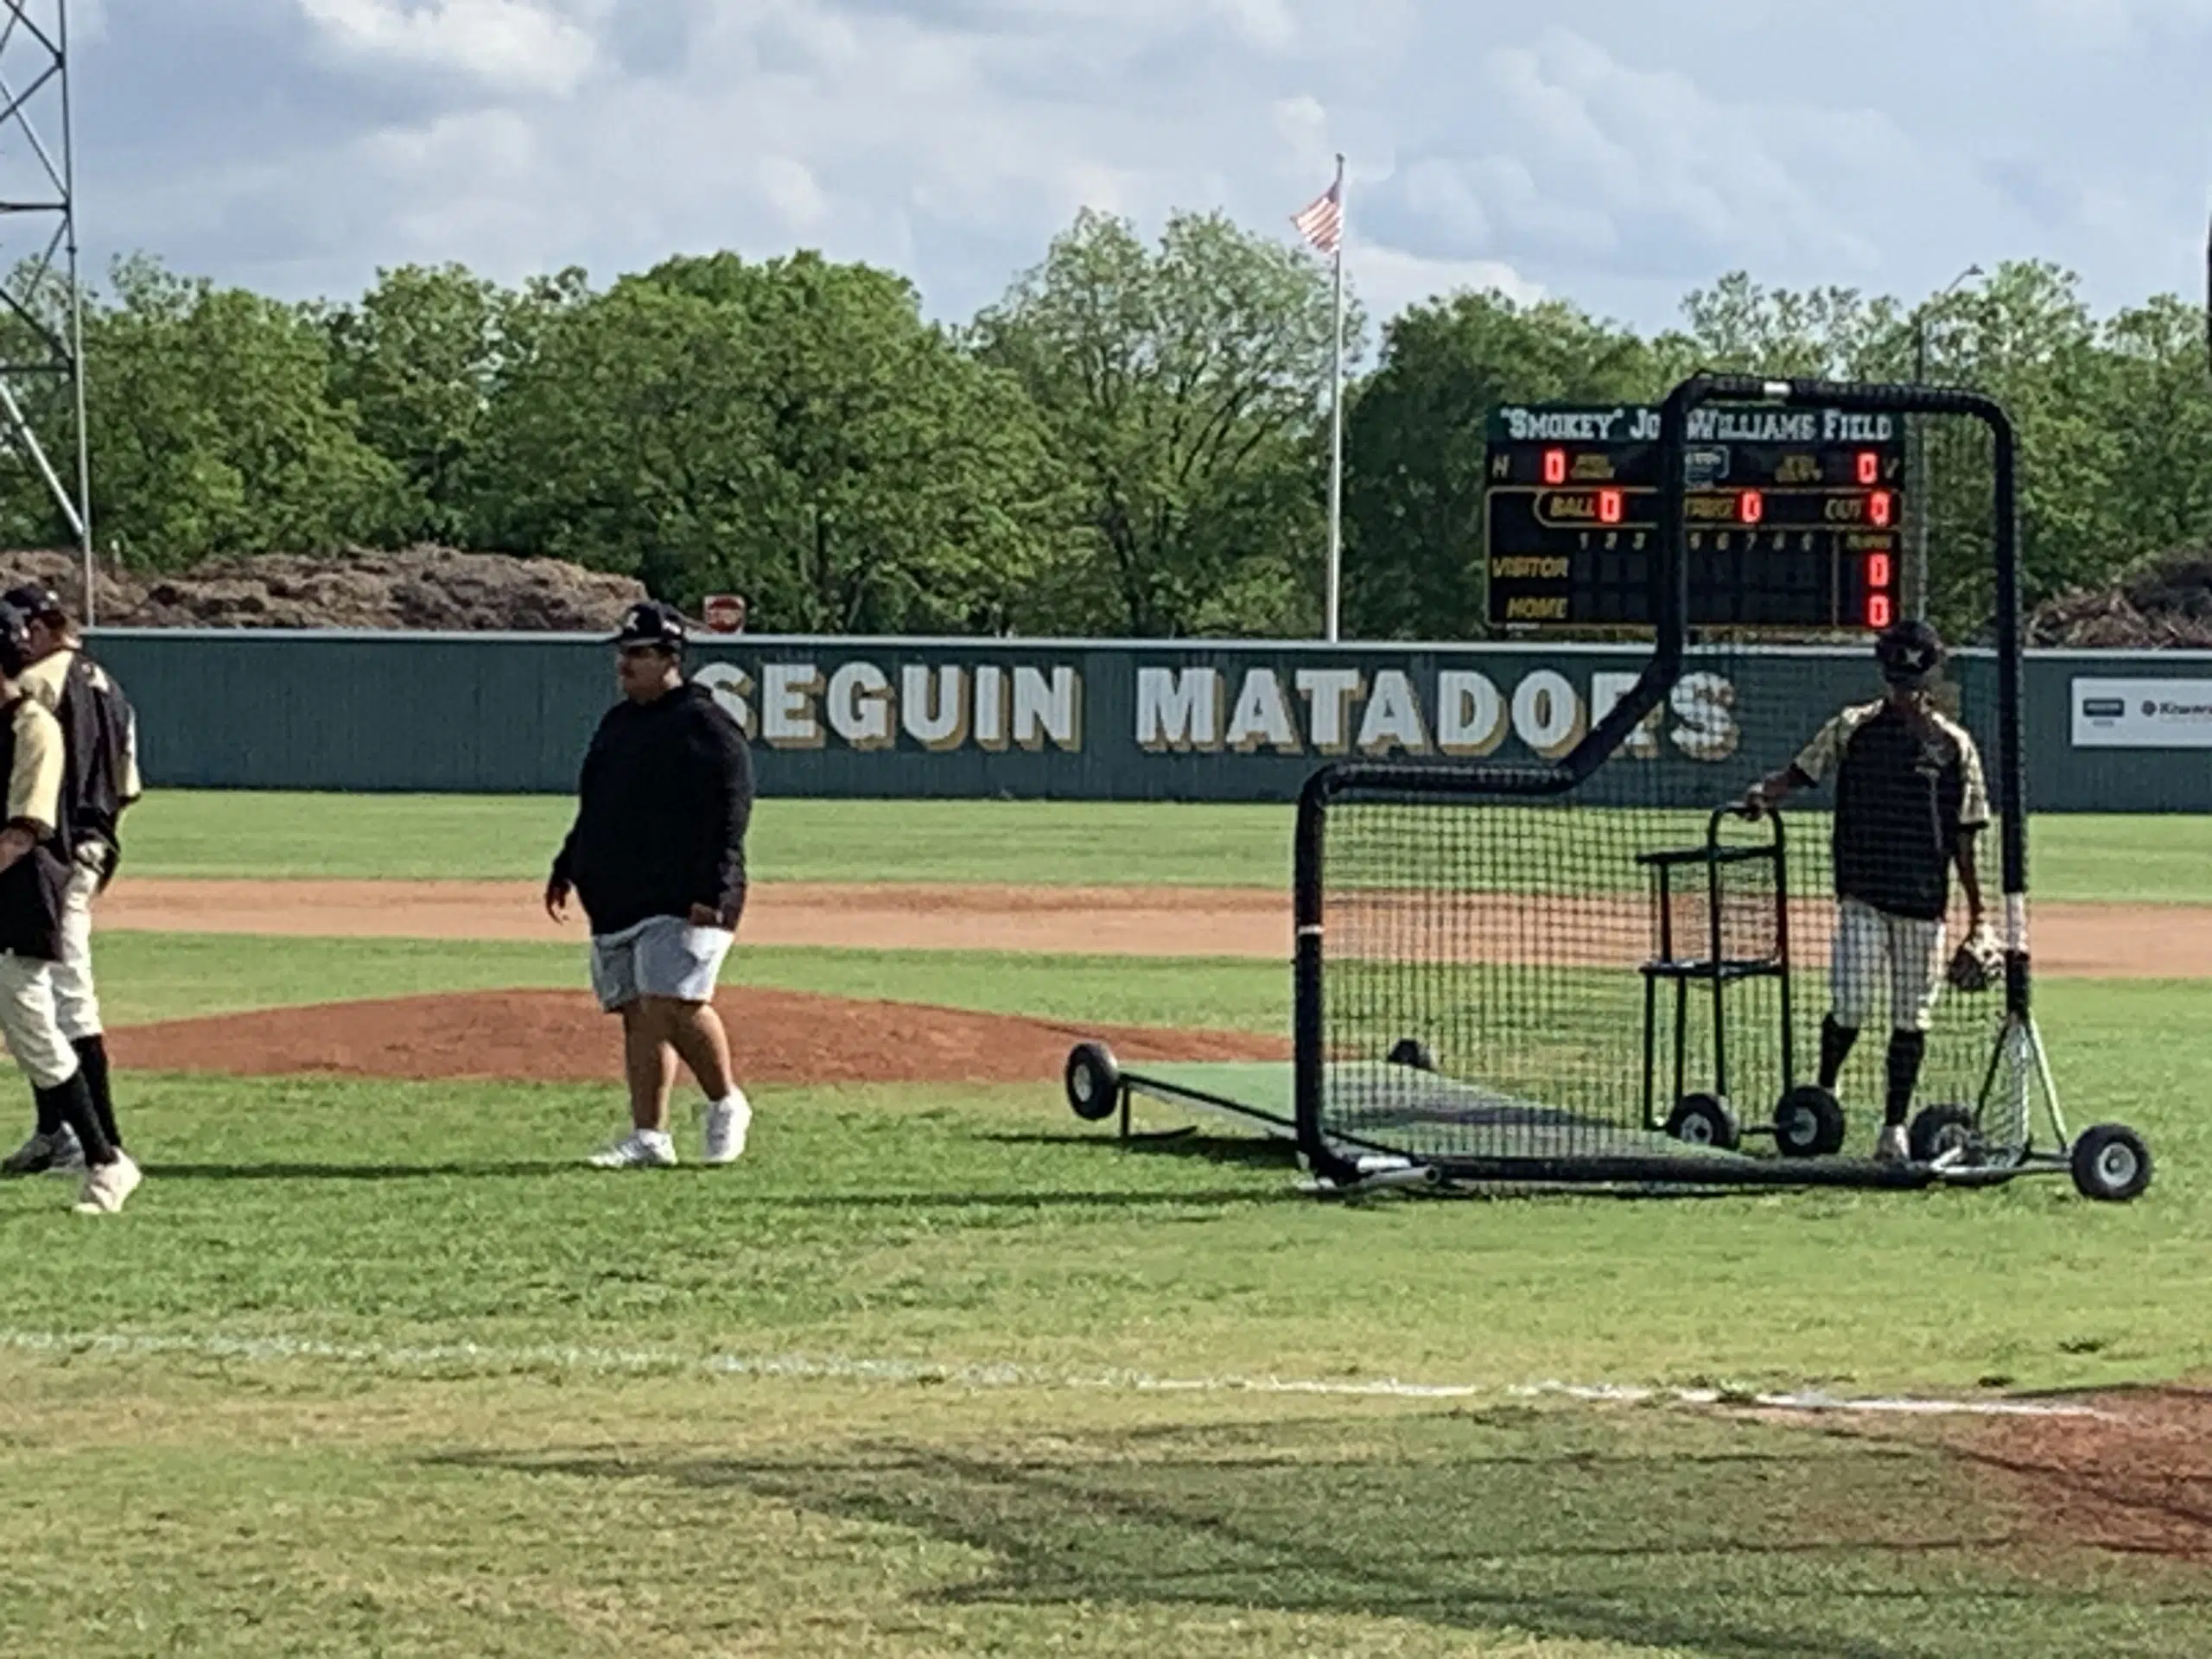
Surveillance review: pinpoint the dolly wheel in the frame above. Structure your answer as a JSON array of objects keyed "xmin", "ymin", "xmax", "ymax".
[
  {"xmin": 1065, "ymin": 1043, "xmax": 1122, "ymax": 1122},
  {"xmin": 1910, "ymin": 1103, "xmax": 1980, "ymax": 1166},
  {"xmin": 2070, "ymin": 1124, "xmax": 2152, "ymax": 1203},
  {"xmin": 1665, "ymin": 1093, "xmax": 1741, "ymax": 1151},
  {"xmin": 1774, "ymin": 1085, "xmax": 1847, "ymax": 1159}
]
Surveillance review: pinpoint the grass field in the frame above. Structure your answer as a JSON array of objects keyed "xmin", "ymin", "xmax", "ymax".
[
  {"xmin": 124, "ymin": 789, "xmax": 2212, "ymax": 902},
  {"xmin": 3, "ymin": 793, "xmax": 2207, "ymax": 1655}
]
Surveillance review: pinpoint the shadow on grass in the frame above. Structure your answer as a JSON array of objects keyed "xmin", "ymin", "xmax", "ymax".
[
  {"xmin": 983, "ymin": 1129, "xmax": 1300, "ymax": 1172},
  {"xmin": 140, "ymin": 1161, "xmax": 1296, "ymax": 1210},
  {"xmin": 428, "ymin": 1414, "xmax": 2211, "ymax": 1659}
]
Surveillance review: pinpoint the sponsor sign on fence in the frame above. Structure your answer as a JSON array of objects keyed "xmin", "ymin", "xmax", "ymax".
[{"xmin": 2071, "ymin": 677, "xmax": 2212, "ymax": 749}]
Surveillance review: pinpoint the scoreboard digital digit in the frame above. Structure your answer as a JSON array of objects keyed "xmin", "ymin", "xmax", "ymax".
[{"xmin": 1484, "ymin": 404, "xmax": 1907, "ymax": 632}]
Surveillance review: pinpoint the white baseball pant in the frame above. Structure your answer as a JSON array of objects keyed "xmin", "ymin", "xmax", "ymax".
[
  {"xmin": 1830, "ymin": 897, "xmax": 1946, "ymax": 1033},
  {"xmin": 52, "ymin": 845, "xmax": 104, "ymax": 1042},
  {"xmin": 0, "ymin": 952, "xmax": 79, "ymax": 1090}
]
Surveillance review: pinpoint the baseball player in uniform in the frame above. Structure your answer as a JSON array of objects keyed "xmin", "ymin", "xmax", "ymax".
[
  {"xmin": 546, "ymin": 601, "xmax": 755, "ymax": 1168},
  {"xmin": 1742, "ymin": 621, "xmax": 1989, "ymax": 1162},
  {"xmin": 0, "ymin": 583, "xmax": 140, "ymax": 1179},
  {"xmin": 0, "ymin": 601, "xmax": 139, "ymax": 1211}
]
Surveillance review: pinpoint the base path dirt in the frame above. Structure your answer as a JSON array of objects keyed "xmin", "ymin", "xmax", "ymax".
[
  {"xmin": 108, "ymin": 987, "xmax": 1287, "ymax": 1086},
  {"xmin": 98, "ymin": 879, "xmax": 2212, "ymax": 978},
  {"xmin": 1956, "ymin": 1389, "xmax": 2212, "ymax": 1563}
]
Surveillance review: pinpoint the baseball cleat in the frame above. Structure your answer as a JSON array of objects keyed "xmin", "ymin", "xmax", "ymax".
[
  {"xmin": 702, "ymin": 1092, "xmax": 752, "ymax": 1166},
  {"xmin": 73, "ymin": 1153, "xmax": 142, "ymax": 1215},
  {"xmin": 1875, "ymin": 1124, "xmax": 1910, "ymax": 1165},
  {"xmin": 2, "ymin": 1127, "xmax": 80, "ymax": 1177},
  {"xmin": 588, "ymin": 1129, "xmax": 677, "ymax": 1169}
]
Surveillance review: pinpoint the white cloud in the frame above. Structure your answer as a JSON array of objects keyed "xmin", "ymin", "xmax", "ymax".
[
  {"xmin": 1351, "ymin": 240, "xmax": 1542, "ymax": 326},
  {"xmin": 2030, "ymin": 0, "xmax": 2212, "ymax": 41},
  {"xmin": 72, "ymin": 0, "xmax": 2212, "ymax": 334},
  {"xmin": 296, "ymin": 0, "xmax": 602, "ymax": 96}
]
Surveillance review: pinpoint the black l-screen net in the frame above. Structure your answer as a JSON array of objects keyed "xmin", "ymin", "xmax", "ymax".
[{"xmin": 1294, "ymin": 378, "xmax": 2031, "ymax": 1189}]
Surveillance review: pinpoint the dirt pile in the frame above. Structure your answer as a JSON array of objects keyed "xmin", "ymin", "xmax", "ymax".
[
  {"xmin": 108, "ymin": 987, "xmax": 1287, "ymax": 1085},
  {"xmin": 1, "ymin": 545, "xmax": 650, "ymax": 632},
  {"xmin": 2028, "ymin": 550, "xmax": 2212, "ymax": 648}
]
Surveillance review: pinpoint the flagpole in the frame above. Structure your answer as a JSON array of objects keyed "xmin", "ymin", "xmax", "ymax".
[{"xmin": 1325, "ymin": 153, "xmax": 1346, "ymax": 643}]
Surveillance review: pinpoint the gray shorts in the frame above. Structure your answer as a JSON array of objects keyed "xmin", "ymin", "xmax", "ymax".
[{"xmin": 589, "ymin": 916, "xmax": 734, "ymax": 1012}]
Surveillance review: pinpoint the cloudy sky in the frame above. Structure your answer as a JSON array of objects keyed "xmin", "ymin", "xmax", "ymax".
[{"xmin": 41, "ymin": 0, "xmax": 2212, "ymax": 332}]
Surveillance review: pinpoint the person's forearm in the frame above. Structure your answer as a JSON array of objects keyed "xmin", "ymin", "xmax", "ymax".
[{"xmin": 1957, "ymin": 834, "xmax": 1986, "ymax": 924}]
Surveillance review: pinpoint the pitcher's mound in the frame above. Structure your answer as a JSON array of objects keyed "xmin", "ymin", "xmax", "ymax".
[{"xmin": 110, "ymin": 988, "xmax": 1287, "ymax": 1085}]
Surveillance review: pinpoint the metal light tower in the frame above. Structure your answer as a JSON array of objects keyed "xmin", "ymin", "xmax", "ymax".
[{"xmin": 0, "ymin": 1, "xmax": 91, "ymax": 622}]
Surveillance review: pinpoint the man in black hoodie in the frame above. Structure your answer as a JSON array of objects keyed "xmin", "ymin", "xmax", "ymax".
[{"xmin": 548, "ymin": 602, "xmax": 755, "ymax": 1168}]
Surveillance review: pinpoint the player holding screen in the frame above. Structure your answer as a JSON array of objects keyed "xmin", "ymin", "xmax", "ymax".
[{"xmin": 1741, "ymin": 621, "xmax": 1991, "ymax": 1163}]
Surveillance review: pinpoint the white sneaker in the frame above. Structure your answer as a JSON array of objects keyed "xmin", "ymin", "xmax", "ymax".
[
  {"xmin": 2, "ymin": 1126, "xmax": 79, "ymax": 1176},
  {"xmin": 73, "ymin": 1153, "xmax": 142, "ymax": 1215},
  {"xmin": 588, "ymin": 1129, "xmax": 677, "ymax": 1169},
  {"xmin": 1876, "ymin": 1124, "xmax": 1910, "ymax": 1165},
  {"xmin": 702, "ymin": 1092, "xmax": 752, "ymax": 1166}
]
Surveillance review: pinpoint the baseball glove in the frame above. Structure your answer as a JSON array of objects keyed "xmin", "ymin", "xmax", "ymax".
[{"xmin": 1947, "ymin": 925, "xmax": 2003, "ymax": 993}]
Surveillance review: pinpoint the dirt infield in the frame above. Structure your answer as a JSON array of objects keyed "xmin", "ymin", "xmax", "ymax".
[
  {"xmin": 99, "ymin": 878, "xmax": 2212, "ymax": 978},
  {"xmin": 1961, "ymin": 1390, "xmax": 2212, "ymax": 1562},
  {"xmin": 108, "ymin": 987, "xmax": 1287, "ymax": 1085}
]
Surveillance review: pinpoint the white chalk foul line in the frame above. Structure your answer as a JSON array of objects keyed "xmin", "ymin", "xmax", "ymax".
[{"xmin": 0, "ymin": 1327, "xmax": 2110, "ymax": 1421}]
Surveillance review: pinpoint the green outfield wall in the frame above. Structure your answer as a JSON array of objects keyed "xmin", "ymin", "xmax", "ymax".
[{"xmin": 87, "ymin": 629, "xmax": 2212, "ymax": 810}]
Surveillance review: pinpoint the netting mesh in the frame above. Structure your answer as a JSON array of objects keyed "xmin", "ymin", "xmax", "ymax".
[
  {"xmin": 1315, "ymin": 645, "xmax": 2015, "ymax": 1172},
  {"xmin": 1312, "ymin": 397, "xmax": 2023, "ymax": 1177}
]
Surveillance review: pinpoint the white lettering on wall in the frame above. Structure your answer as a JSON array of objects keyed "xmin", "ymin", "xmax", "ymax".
[
  {"xmin": 1670, "ymin": 672, "xmax": 1741, "ymax": 762},
  {"xmin": 761, "ymin": 663, "xmax": 824, "ymax": 748},
  {"xmin": 1224, "ymin": 669, "xmax": 1300, "ymax": 753},
  {"xmin": 1591, "ymin": 671, "xmax": 1662, "ymax": 760},
  {"xmin": 1135, "ymin": 668, "xmax": 1224, "ymax": 752},
  {"xmin": 974, "ymin": 665, "xmax": 1009, "ymax": 752},
  {"xmin": 901, "ymin": 665, "xmax": 969, "ymax": 751},
  {"xmin": 1435, "ymin": 671, "xmax": 1506, "ymax": 758},
  {"xmin": 1512, "ymin": 670, "xmax": 1586, "ymax": 760},
  {"xmin": 825, "ymin": 661, "xmax": 894, "ymax": 750},
  {"xmin": 1012, "ymin": 665, "xmax": 1083, "ymax": 752},
  {"xmin": 693, "ymin": 662, "xmax": 753, "ymax": 734},
  {"xmin": 1295, "ymin": 669, "xmax": 1364, "ymax": 754},
  {"xmin": 1357, "ymin": 670, "xmax": 1432, "ymax": 756}
]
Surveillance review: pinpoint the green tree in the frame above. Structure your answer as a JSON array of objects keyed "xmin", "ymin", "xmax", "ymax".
[
  {"xmin": 323, "ymin": 264, "xmax": 567, "ymax": 545},
  {"xmin": 85, "ymin": 257, "xmax": 400, "ymax": 566},
  {"xmin": 971, "ymin": 209, "xmax": 1351, "ymax": 637},
  {"xmin": 1914, "ymin": 261, "xmax": 2120, "ymax": 631},
  {"xmin": 2092, "ymin": 293, "xmax": 2212, "ymax": 564},
  {"xmin": 474, "ymin": 251, "xmax": 1070, "ymax": 630},
  {"xmin": 1341, "ymin": 290, "xmax": 1660, "ymax": 638},
  {"xmin": 1672, "ymin": 272, "xmax": 1912, "ymax": 382}
]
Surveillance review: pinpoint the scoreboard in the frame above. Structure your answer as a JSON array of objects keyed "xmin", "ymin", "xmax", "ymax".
[{"xmin": 1484, "ymin": 404, "xmax": 1906, "ymax": 632}]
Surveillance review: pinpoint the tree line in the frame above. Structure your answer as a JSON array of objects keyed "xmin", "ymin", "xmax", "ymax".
[{"xmin": 3, "ymin": 214, "xmax": 2206, "ymax": 642}]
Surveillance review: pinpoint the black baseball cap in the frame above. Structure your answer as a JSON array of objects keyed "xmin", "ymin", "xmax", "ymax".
[
  {"xmin": 612, "ymin": 601, "xmax": 686, "ymax": 652},
  {"xmin": 1876, "ymin": 619, "xmax": 1946, "ymax": 690},
  {"xmin": 2, "ymin": 582, "xmax": 65, "ymax": 622}
]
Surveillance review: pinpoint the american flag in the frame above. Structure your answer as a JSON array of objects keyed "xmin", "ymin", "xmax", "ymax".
[{"xmin": 1292, "ymin": 179, "xmax": 1344, "ymax": 257}]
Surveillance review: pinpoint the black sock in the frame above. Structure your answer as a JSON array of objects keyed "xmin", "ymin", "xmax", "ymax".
[
  {"xmin": 1885, "ymin": 1031, "xmax": 1927, "ymax": 1128},
  {"xmin": 1818, "ymin": 1017, "xmax": 1859, "ymax": 1090},
  {"xmin": 36, "ymin": 1072, "xmax": 111, "ymax": 1166},
  {"xmin": 71, "ymin": 1036, "xmax": 120, "ymax": 1152},
  {"xmin": 32, "ymin": 1084, "xmax": 60, "ymax": 1138}
]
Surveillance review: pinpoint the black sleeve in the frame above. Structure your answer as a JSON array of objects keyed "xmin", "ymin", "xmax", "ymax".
[
  {"xmin": 550, "ymin": 715, "xmax": 608, "ymax": 886},
  {"xmin": 690, "ymin": 708, "xmax": 754, "ymax": 918}
]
